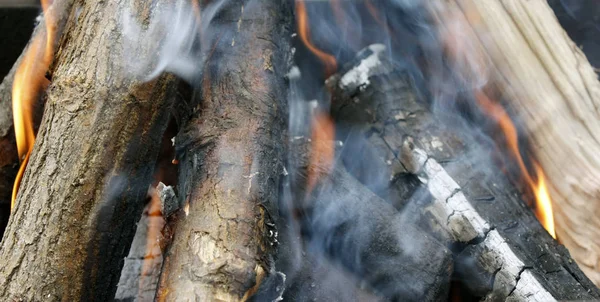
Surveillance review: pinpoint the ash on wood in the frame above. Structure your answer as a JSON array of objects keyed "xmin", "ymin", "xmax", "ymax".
[
  {"xmin": 426, "ymin": 0, "xmax": 600, "ymax": 285},
  {"xmin": 327, "ymin": 45, "xmax": 600, "ymax": 301}
]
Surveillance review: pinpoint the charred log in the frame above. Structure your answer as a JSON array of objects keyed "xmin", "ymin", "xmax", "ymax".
[
  {"xmin": 0, "ymin": 0, "xmax": 177, "ymax": 300},
  {"xmin": 326, "ymin": 45, "xmax": 600, "ymax": 300},
  {"xmin": 425, "ymin": 0, "xmax": 600, "ymax": 285},
  {"xmin": 283, "ymin": 136, "xmax": 453, "ymax": 301}
]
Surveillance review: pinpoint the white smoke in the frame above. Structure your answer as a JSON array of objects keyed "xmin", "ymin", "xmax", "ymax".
[{"xmin": 121, "ymin": 0, "xmax": 227, "ymax": 83}]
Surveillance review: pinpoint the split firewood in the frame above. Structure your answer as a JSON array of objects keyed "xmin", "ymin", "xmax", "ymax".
[
  {"xmin": 155, "ymin": 1, "xmax": 291, "ymax": 300},
  {"xmin": 0, "ymin": 0, "xmax": 178, "ymax": 300},
  {"xmin": 426, "ymin": 0, "xmax": 600, "ymax": 285},
  {"xmin": 326, "ymin": 44, "xmax": 600, "ymax": 300}
]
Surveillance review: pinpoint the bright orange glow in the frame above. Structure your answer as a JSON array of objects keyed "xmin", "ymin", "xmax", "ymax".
[
  {"xmin": 295, "ymin": 0, "xmax": 338, "ymax": 77},
  {"xmin": 306, "ymin": 112, "xmax": 336, "ymax": 195},
  {"xmin": 139, "ymin": 187, "xmax": 165, "ymax": 297},
  {"xmin": 475, "ymin": 91, "xmax": 556, "ymax": 238},
  {"xmin": 11, "ymin": 0, "xmax": 55, "ymax": 209},
  {"xmin": 532, "ymin": 163, "xmax": 556, "ymax": 238},
  {"xmin": 437, "ymin": 6, "xmax": 556, "ymax": 239}
]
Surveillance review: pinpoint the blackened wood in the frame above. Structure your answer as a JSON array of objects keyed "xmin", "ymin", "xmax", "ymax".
[
  {"xmin": 328, "ymin": 45, "xmax": 600, "ymax": 300},
  {"xmin": 155, "ymin": 1, "xmax": 291, "ymax": 300},
  {"xmin": 0, "ymin": 0, "xmax": 177, "ymax": 300},
  {"xmin": 287, "ymin": 138, "xmax": 453, "ymax": 301}
]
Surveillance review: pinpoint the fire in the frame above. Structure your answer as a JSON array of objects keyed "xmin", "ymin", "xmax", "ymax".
[
  {"xmin": 532, "ymin": 163, "xmax": 556, "ymax": 239},
  {"xmin": 436, "ymin": 6, "xmax": 556, "ymax": 239},
  {"xmin": 295, "ymin": 0, "xmax": 337, "ymax": 77},
  {"xmin": 295, "ymin": 0, "xmax": 338, "ymax": 194},
  {"xmin": 139, "ymin": 186, "xmax": 165, "ymax": 297},
  {"xmin": 306, "ymin": 112, "xmax": 336, "ymax": 195},
  {"xmin": 11, "ymin": 0, "xmax": 55, "ymax": 209},
  {"xmin": 474, "ymin": 91, "xmax": 556, "ymax": 239}
]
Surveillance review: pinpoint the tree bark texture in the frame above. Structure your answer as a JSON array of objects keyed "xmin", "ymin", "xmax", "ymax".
[
  {"xmin": 426, "ymin": 0, "xmax": 600, "ymax": 285},
  {"xmin": 326, "ymin": 45, "xmax": 600, "ymax": 300},
  {"xmin": 155, "ymin": 1, "xmax": 291, "ymax": 301},
  {"xmin": 0, "ymin": 1, "xmax": 74, "ymax": 238},
  {"xmin": 0, "ymin": 0, "xmax": 177, "ymax": 300}
]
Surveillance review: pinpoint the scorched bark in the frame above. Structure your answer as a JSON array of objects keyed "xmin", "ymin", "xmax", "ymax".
[
  {"xmin": 0, "ymin": 0, "xmax": 177, "ymax": 300},
  {"xmin": 155, "ymin": 1, "xmax": 291, "ymax": 300}
]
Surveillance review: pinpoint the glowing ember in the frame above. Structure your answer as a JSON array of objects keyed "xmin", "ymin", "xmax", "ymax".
[
  {"xmin": 11, "ymin": 0, "xmax": 56, "ymax": 210},
  {"xmin": 139, "ymin": 187, "xmax": 165, "ymax": 297}
]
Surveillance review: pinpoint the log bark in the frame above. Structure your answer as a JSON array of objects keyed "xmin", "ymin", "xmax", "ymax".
[
  {"xmin": 327, "ymin": 45, "xmax": 600, "ymax": 300},
  {"xmin": 425, "ymin": 0, "xmax": 600, "ymax": 285},
  {"xmin": 0, "ymin": 0, "xmax": 177, "ymax": 300},
  {"xmin": 155, "ymin": 1, "xmax": 291, "ymax": 300},
  {"xmin": 0, "ymin": 2, "xmax": 73, "ymax": 239}
]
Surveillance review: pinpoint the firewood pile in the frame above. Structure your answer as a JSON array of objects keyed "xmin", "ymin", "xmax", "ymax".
[{"xmin": 0, "ymin": 0, "xmax": 599, "ymax": 301}]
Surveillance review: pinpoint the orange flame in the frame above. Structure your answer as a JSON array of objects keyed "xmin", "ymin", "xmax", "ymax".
[
  {"xmin": 532, "ymin": 163, "xmax": 556, "ymax": 238},
  {"xmin": 295, "ymin": 0, "xmax": 338, "ymax": 77},
  {"xmin": 139, "ymin": 186, "xmax": 165, "ymax": 297},
  {"xmin": 11, "ymin": 0, "xmax": 55, "ymax": 209},
  {"xmin": 437, "ymin": 6, "xmax": 556, "ymax": 239},
  {"xmin": 475, "ymin": 91, "xmax": 556, "ymax": 238},
  {"xmin": 295, "ymin": 0, "xmax": 338, "ymax": 194},
  {"xmin": 306, "ymin": 112, "xmax": 336, "ymax": 195}
]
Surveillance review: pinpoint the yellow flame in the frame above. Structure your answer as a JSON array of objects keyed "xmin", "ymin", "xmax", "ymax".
[
  {"xmin": 474, "ymin": 91, "xmax": 556, "ymax": 238},
  {"xmin": 533, "ymin": 164, "xmax": 556, "ymax": 238},
  {"xmin": 11, "ymin": 0, "xmax": 55, "ymax": 209}
]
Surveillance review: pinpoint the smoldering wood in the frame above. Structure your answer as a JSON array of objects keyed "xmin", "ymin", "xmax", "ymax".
[
  {"xmin": 327, "ymin": 45, "xmax": 600, "ymax": 300},
  {"xmin": 0, "ymin": 0, "xmax": 178, "ymax": 300},
  {"xmin": 115, "ymin": 183, "xmax": 175, "ymax": 301},
  {"xmin": 283, "ymin": 137, "xmax": 453, "ymax": 301},
  {"xmin": 155, "ymin": 1, "xmax": 291, "ymax": 300},
  {"xmin": 426, "ymin": 0, "xmax": 600, "ymax": 285}
]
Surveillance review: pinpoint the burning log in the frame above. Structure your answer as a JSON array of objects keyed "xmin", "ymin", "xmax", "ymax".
[
  {"xmin": 0, "ymin": 0, "xmax": 599, "ymax": 300},
  {"xmin": 115, "ymin": 183, "xmax": 175, "ymax": 301},
  {"xmin": 0, "ymin": 0, "xmax": 177, "ymax": 300},
  {"xmin": 154, "ymin": 1, "xmax": 291, "ymax": 300},
  {"xmin": 425, "ymin": 0, "xmax": 600, "ymax": 285},
  {"xmin": 0, "ymin": 0, "xmax": 74, "ymax": 239},
  {"xmin": 325, "ymin": 45, "xmax": 600, "ymax": 300}
]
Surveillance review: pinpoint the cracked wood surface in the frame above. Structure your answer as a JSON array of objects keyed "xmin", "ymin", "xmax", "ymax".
[
  {"xmin": 0, "ymin": 0, "xmax": 177, "ymax": 300},
  {"xmin": 328, "ymin": 45, "xmax": 600, "ymax": 300},
  {"xmin": 428, "ymin": 0, "xmax": 600, "ymax": 285},
  {"xmin": 155, "ymin": 1, "xmax": 291, "ymax": 300}
]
